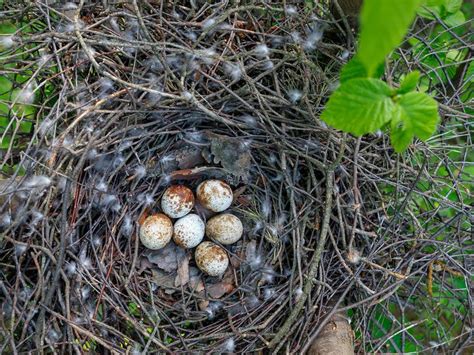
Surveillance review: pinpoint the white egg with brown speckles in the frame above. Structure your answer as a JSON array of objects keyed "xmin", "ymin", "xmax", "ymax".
[
  {"xmin": 161, "ymin": 185, "xmax": 194, "ymax": 218},
  {"xmin": 206, "ymin": 213, "xmax": 243, "ymax": 245},
  {"xmin": 195, "ymin": 241, "xmax": 229, "ymax": 276},
  {"xmin": 139, "ymin": 213, "xmax": 173, "ymax": 250},
  {"xmin": 196, "ymin": 180, "xmax": 233, "ymax": 212},
  {"xmin": 173, "ymin": 214, "xmax": 205, "ymax": 248}
]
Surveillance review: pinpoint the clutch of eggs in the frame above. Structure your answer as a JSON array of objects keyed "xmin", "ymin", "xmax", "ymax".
[{"xmin": 138, "ymin": 180, "xmax": 243, "ymax": 277}]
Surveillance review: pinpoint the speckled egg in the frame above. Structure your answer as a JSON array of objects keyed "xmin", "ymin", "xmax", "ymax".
[
  {"xmin": 196, "ymin": 180, "xmax": 233, "ymax": 212},
  {"xmin": 161, "ymin": 185, "xmax": 195, "ymax": 218},
  {"xmin": 206, "ymin": 213, "xmax": 243, "ymax": 245},
  {"xmin": 139, "ymin": 213, "xmax": 173, "ymax": 250},
  {"xmin": 173, "ymin": 214, "xmax": 205, "ymax": 248},
  {"xmin": 195, "ymin": 241, "xmax": 229, "ymax": 276}
]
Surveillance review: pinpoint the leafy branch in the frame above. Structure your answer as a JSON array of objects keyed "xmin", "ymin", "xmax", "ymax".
[{"xmin": 321, "ymin": 0, "xmax": 443, "ymax": 152}]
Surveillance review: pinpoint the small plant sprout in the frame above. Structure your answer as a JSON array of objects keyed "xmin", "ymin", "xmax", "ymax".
[{"xmin": 0, "ymin": 35, "xmax": 15, "ymax": 49}]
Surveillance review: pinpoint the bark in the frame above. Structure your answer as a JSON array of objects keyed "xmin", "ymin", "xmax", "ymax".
[{"xmin": 307, "ymin": 311, "xmax": 354, "ymax": 355}]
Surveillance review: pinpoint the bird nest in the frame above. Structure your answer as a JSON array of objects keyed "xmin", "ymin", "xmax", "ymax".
[{"xmin": 0, "ymin": 1, "xmax": 471, "ymax": 353}]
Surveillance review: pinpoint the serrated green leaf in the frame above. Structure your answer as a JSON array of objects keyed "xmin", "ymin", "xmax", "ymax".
[
  {"xmin": 444, "ymin": 10, "xmax": 466, "ymax": 27},
  {"xmin": 417, "ymin": 5, "xmax": 443, "ymax": 19},
  {"xmin": 340, "ymin": 57, "xmax": 385, "ymax": 82},
  {"xmin": 359, "ymin": 0, "xmax": 423, "ymax": 76},
  {"xmin": 398, "ymin": 71, "xmax": 420, "ymax": 94},
  {"xmin": 390, "ymin": 92, "xmax": 439, "ymax": 152},
  {"xmin": 340, "ymin": 57, "xmax": 367, "ymax": 83},
  {"xmin": 445, "ymin": 0, "xmax": 462, "ymax": 13},
  {"xmin": 321, "ymin": 78, "xmax": 395, "ymax": 136},
  {"xmin": 423, "ymin": 0, "xmax": 445, "ymax": 6}
]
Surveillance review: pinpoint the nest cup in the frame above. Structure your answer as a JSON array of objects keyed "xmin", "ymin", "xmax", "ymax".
[{"xmin": 0, "ymin": 1, "xmax": 471, "ymax": 354}]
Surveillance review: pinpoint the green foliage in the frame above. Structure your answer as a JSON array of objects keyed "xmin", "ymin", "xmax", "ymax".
[
  {"xmin": 418, "ymin": 0, "xmax": 466, "ymax": 27},
  {"xmin": 322, "ymin": 0, "xmax": 442, "ymax": 153},
  {"xmin": 397, "ymin": 71, "xmax": 420, "ymax": 94},
  {"xmin": 358, "ymin": 0, "xmax": 422, "ymax": 76},
  {"xmin": 390, "ymin": 91, "xmax": 439, "ymax": 152},
  {"xmin": 322, "ymin": 78, "xmax": 394, "ymax": 135}
]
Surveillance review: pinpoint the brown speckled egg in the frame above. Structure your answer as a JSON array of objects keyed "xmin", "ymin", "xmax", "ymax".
[
  {"xmin": 161, "ymin": 185, "xmax": 194, "ymax": 218},
  {"xmin": 173, "ymin": 213, "xmax": 205, "ymax": 248},
  {"xmin": 206, "ymin": 213, "xmax": 243, "ymax": 245},
  {"xmin": 195, "ymin": 241, "xmax": 229, "ymax": 276},
  {"xmin": 196, "ymin": 180, "xmax": 233, "ymax": 212},
  {"xmin": 139, "ymin": 213, "xmax": 173, "ymax": 250}
]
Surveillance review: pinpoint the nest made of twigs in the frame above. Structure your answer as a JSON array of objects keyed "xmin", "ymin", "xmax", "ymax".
[{"xmin": 0, "ymin": 1, "xmax": 471, "ymax": 353}]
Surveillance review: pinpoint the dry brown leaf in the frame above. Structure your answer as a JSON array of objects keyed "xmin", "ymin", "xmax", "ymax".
[
  {"xmin": 151, "ymin": 269, "xmax": 176, "ymax": 289},
  {"xmin": 207, "ymin": 282, "xmax": 234, "ymax": 298},
  {"xmin": 208, "ymin": 133, "xmax": 251, "ymax": 181},
  {"xmin": 174, "ymin": 255, "xmax": 190, "ymax": 287},
  {"xmin": 198, "ymin": 300, "xmax": 209, "ymax": 311},
  {"xmin": 144, "ymin": 243, "xmax": 185, "ymax": 272}
]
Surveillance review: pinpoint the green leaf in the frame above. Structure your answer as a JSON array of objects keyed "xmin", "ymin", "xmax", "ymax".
[
  {"xmin": 340, "ymin": 57, "xmax": 385, "ymax": 83},
  {"xmin": 321, "ymin": 78, "xmax": 395, "ymax": 136},
  {"xmin": 423, "ymin": 0, "xmax": 445, "ymax": 6},
  {"xmin": 398, "ymin": 71, "xmax": 420, "ymax": 94},
  {"xmin": 444, "ymin": 10, "xmax": 465, "ymax": 27},
  {"xmin": 445, "ymin": 0, "xmax": 462, "ymax": 13},
  {"xmin": 359, "ymin": 0, "xmax": 423, "ymax": 76},
  {"xmin": 417, "ymin": 5, "xmax": 442, "ymax": 19},
  {"xmin": 390, "ymin": 92, "xmax": 440, "ymax": 152},
  {"xmin": 340, "ymin": 57, "xmax": 367, "ymax": 83}
]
